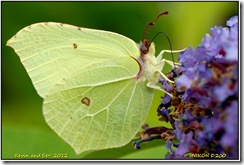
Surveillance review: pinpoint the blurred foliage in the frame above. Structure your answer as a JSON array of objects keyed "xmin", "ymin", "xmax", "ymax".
[{"xmin": 2, "ymin": 1, "xmax": 238, "ymax": 159}]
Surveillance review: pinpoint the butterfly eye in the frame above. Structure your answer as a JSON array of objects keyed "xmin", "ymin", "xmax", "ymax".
[
  {"xmin": 140, "ymin": 39, "xmax": 151, "ymax": 54},
  {"xmin": 140, "ymin": 45, "xmax": 148, "ymax": 54}
]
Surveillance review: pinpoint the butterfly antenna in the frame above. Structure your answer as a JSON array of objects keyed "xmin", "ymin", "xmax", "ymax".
[
  {"xmin": 142, "ymin": 11, "xmax": 169, "ymax": 41},
  {"xmin": 151, "ymin": 32, "xmax": 176, "ymax": 69}
]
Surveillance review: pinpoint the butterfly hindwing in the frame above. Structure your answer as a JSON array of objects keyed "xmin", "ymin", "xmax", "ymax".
[{"xmin": 43, "ymin": 65, "xmax": 154, "ymax": 154}]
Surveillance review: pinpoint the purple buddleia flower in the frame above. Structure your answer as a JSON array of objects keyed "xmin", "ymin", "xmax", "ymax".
[
  {"xmin": 132, "ymin": 16, "xmax": 238, "ymax": 160},
  {"xmin": 178, "ymin": 46, "xmax": 198, "ymax": 67},
  {"xmin": 173, "ymin": 131, "xmax": 194, "ymax": 156},
  {"xmin": 220, "ymin": 101, "xmax": 238, "ymax": 158},
  {"xmin": 165, "ymin": 131, "xmax": 195, "ymax": 159},
  {"xmin": 173, "ymin": 120, "xmax": 182, "ymax": 140},
  {"xmin": 176, "ymin": 74, "xmax": 192, "ymax": 92},
  {"xmin": 164, "ymin": 15, "xmax": 239, "ymax": 159}
]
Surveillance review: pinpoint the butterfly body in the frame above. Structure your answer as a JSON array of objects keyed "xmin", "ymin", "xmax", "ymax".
[{"xmin": 135, "ymin": 42, "xmax": 161, "ymax": 85}]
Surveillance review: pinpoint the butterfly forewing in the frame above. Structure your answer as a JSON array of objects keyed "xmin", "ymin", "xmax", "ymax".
[{"xmin": 7, "ymin": 22, "xmax": 140, "ymax": 97}]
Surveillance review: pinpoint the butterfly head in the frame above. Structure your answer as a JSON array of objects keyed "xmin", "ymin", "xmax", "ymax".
[
  {"xmin": 140, "ymin": 39, "xmax": 151, "ymax": 55},
  {"xmin": 139, "ymin": 39, "xmax": 155, "ymax": 56},
  {"xmin": 140, "ymin": 11, "xmax": 168, "ymax": 56}
]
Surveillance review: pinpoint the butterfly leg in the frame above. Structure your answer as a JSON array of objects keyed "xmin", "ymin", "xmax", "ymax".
[
  {"xmin": 156, "ymin": 48, "xmax": 185, "ymax": 65},
  {"xmin": 157, "ymin": 59, "xmax": 180, "ymax": 69},
  {"xmin": 156, "ymin": 49, "xmax": 185, "ymax": 83},
  {"xmin": 164, "ymin": 59, "xmax": 181, "ymax": 67},
  {"xmin": 158, "ymin": 70, "xmax": 174, "ymax": 84},
  {"xmin": 146, "ymin": 82, "xmax": 173, "ymax": 97}
]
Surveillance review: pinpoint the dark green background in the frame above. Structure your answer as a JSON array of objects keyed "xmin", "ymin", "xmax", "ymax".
[{"xmin": 2, "ymin": 2, "xmax": 238, "ymax": 159}]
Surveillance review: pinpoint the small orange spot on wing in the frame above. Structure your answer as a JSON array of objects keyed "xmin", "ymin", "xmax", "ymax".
[
  {"xmin": 81, "ymin": 97, "xmax": 90, "ymax": 106},
  {"xmin": 73, "ymin": 43, "xmax": 78, "ymax": 49}
]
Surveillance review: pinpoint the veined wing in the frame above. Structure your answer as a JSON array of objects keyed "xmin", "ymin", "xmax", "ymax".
[
  {"xmin": 43, "ymin": 73, "xmax": 155, "ymax": 154},
  {"xmin": 7, "ymin": 22, "xmax": 140, "ymax": 97}
]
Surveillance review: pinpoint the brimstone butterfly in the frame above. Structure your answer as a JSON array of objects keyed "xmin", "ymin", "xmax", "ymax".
[{"xmin": 6, "ymin": 11, "xmax": 183, "ymax": 155}]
